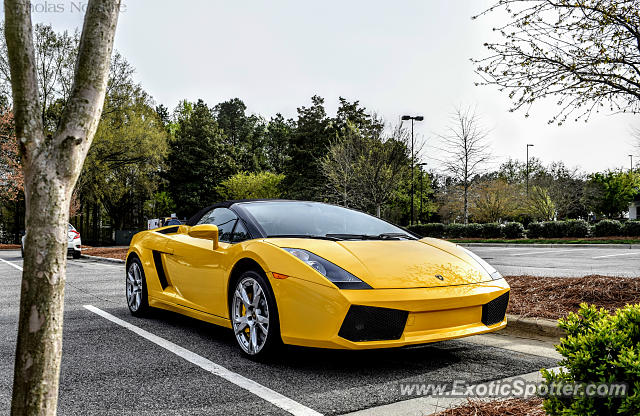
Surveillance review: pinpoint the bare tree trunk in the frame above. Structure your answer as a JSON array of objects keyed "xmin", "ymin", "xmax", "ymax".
[
  {"xmin": 463, "ymin": 182, "xmax": 469, "ymax": 224},
  {"xmin": 376, "ymin": 203, "xmax": 381, "ymax": 218},
  {"xmin": 6, "ymin": 1, "xmax": 120, "ymax": 414}
]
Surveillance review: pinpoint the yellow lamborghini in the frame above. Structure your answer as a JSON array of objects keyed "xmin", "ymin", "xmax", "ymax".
[{"xmin": 126, "ymin": 200, "xmax": 509, "ymax": 358}]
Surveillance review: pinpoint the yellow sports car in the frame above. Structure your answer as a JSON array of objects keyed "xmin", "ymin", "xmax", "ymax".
[{"xmin": 126, "ymin": 200, "xmax": 509, "ymax": 358}]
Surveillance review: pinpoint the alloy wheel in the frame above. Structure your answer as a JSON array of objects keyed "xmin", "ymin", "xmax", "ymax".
[
  {"xmin": 232, "ymin": 276, "xmax": 270, "ymax": 355},
  {"xmin": 126, "ymin": 261, "xmax": 143, "ymax": 312}
]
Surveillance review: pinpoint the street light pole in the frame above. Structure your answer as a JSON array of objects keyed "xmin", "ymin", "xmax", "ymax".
[
  {"xmin": 526, "ymin": 144, "xmax": 534, "ymax": 197},
  {"xmin": 402, "ymin": 115, "xmax": 424, "ymax": 226}
]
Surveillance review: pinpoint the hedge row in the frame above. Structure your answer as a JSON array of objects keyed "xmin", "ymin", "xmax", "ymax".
[
  {"xmin": 407, "ymin": 222, "xmax": 524, "ymax": 239},
  {"xmin": 407, "ymin": 220, "xmax": 640, "ymax": 239}
]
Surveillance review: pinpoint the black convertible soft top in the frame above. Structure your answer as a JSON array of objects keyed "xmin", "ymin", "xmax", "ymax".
[{"xmin": 185, "ymin": 199, "xmax": 293, "ymax": 226}]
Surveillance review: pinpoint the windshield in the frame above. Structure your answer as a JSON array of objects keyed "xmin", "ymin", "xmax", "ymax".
[{"xmin": 240, "ymin": 201, "xmax": 414, "ymax": 240}]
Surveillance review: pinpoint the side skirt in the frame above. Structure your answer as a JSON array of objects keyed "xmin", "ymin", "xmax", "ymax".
[{"xmin": 148, "ymin": 297, "xmax": 232, "ymax": 329}]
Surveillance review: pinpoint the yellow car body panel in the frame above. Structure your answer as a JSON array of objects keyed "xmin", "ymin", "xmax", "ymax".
[{"xmin": 127, "ymin": 223, "xmax": 510, "ymax": 350}]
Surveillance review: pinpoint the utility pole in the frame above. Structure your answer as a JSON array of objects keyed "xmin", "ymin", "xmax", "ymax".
[
  {"xmin": 401, "ymin": 115, "xmax": 424, "ymax": 225},
  {"xmin": 526, "ymin": 144, "xmax": 534, "ymax": 197}
]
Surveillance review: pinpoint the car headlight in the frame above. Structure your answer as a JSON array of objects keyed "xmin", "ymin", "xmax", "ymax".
[
  {"xmin": 282, "ymin": 248, "xmax": 372, "ymax": 289},
  {"xmin": 459, "ymin": 246, "xmax": 503, "ymax": 280}
]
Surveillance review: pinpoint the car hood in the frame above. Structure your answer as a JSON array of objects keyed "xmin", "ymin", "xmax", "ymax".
[{"xmin": 265, "ymin": 238, "xmax": 493, "ymax": 289}]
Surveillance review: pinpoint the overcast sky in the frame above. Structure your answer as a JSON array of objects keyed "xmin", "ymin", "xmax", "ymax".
[{"xmin": 17, "ymin": 0, "xmax": 640, "ymax": 173}]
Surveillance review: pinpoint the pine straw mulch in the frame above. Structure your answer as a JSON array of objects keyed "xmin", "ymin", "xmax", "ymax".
[
  {"xmin": 81, "ymin": 246, "xmax": 127, "ymax": 261},
  {"xmin": 506, "ymin": 275, "xmax": 640, "ymax": 320},
  {"xmin": 434, "ymin": 398, "xmax": 544, "ymax": 416},
  {"xmin": 0, "ymin": 244, "xmax": 20, "ymax": 249}
]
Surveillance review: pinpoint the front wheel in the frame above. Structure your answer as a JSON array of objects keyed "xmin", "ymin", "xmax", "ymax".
[
  {"xmin": 126, "ymin": 257, "xmax": 149, "ymax": 316},
  {"xmin": 231, "ymin": 271, "xmax": 280, "ymax": 359}
]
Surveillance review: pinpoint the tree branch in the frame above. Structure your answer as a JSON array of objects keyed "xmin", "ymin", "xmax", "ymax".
[
  {"xmin": 4, "ymin": 0, "xmax": 43, "ymax": 154},
  {"xmin": 55, "ymin": 0, "xmax": 121, "ymax": 174}
]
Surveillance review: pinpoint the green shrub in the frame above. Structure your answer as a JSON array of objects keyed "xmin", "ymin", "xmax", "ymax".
[
  {"xmin": 542, "ymin": 304, "xmax": 640, "ymax": 415},
  {"xmin": 527, "ymin": 222, "xmax": 544, "ymax": 238},
  {"xmin": 540, "ymin": 221, "xmax": 568, "ymax": 238},
  {"xmin": 407, "ymin": 223, "xmax": 446, "ymax": 238},
  {"xmin": 565, "ymin": 219, "xmax": 590, "ymax": 238},
  {"xmin": 594, "ymin": 219, "xmax": 623, "ymax": 237},
  {"xmin": 622, "ymin": 220, "xmax": 640, "ymax": 237},
  {"xmin": 482, "ymin": 222, "xmax": 503, "ymax": 239},
  {"xmin": 446, "ymin": 223, "xmax": 466, "ymax": 238},
  {"xmin": 503, "ymin": 222, "xmax": 525, "ymax": 239},
  {"xmin": 463, "ymin": 223, "xmax": 484, "ymax": 238}
]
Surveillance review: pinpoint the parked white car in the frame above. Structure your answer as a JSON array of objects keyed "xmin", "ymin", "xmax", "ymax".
[{"xmin": 21, "ymin": 223, "xmax": 82, "ymax": 259}]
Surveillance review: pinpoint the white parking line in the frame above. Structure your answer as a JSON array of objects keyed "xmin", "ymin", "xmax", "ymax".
[
  {"xmin": 508, "ymin": 248, "xmax": 589, "ymax": 257},
  {"xmin": 83, "ymin": 305, "xmax": 322, "ymax": 416},
  {"xmin": 0, "ymin": 257, "xmax": 23, "ymax": 271},
  {"xmin": 508, "ymin": 250, "xmax": 562, "ymax": 257},
  {"xmin": 592, "ymin": 252, "xmax": 640, "ymax": 259}
]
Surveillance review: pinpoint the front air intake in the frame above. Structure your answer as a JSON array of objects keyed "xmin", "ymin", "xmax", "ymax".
[
  {"xmin": 482, "ymin": 291, "xmax": 510, "ymax": 326},
  {"xmin": 338, "ymin": 305, "xmax": 408, "ymax": 342}
]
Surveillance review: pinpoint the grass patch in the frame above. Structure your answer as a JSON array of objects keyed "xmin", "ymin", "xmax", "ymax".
[{"xmin": 506, "ymin": 275, "xmax": 640, "ymax": 320}]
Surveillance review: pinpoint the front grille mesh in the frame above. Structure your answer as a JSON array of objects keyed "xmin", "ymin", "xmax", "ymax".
[
  {"xmin": 482, "ymin": 291, "xmax": 510, "ymax": 326},
  {"xmin": 338, "ymin": 305, "xmax": 408, "ymax": 342}
]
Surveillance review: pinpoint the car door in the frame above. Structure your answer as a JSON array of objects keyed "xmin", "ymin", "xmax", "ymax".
[{"xmin": 163, "ymin": 207, "xmax": 244, "ymax": 318}]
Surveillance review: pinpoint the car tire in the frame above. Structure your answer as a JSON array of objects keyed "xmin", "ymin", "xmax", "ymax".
[
  {"xmin": 126, "ymin": 256, "xmax": 150, "ymax": 316},
  {"xmin": 20, "ymin": 246, "xmax": 24, "ymax": 258},
  {"xmin": 72, "ymin": 249, "xmax": 81, "ymax": 259},
  {"xmin": 230, "ymin": 270, "xmax": 281, "ymax": 360}
]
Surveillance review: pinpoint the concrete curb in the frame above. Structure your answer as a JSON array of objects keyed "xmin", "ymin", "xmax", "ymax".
[
  {"xmin": 460, "ymin": 242, "xmax": 640, "ymax": 249},
  {"xmin": 81, "ymin": 254, "xmax": 125, "ymax": 264},
  {"xmin": 501, "ymin": 314, "xmax": 565, "ymax": 341}
]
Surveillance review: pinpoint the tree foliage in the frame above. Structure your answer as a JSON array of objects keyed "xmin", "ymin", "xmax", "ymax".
[
  {"xmin": 282, "ymin": 95, "xmax": 330, "ymax": 200},
  {"xmin": 584, "ymin": 169, "xmax": 640, "ymax": 218},
  {"xmin": 166, "ymin": 100, "xmax": 233, "ymax": 217},
  {"xmin": 528, "ymin": 185, "xmax": 557, "ymax": 220},
  {"xmin": 321, "ymin": 119, "xmax": 411, "ymax": 217},
  {"xmin": 0, "ymin": 110, "xmax": 22, "ymax": 202},
  {"xmin": 474, "ymin": 0, "xmax": 640, "ymax": 124},
  {"xmin": 217, "ymin": 171, "xmax": 284, "ymax": 200},
  {"xmin": 470, "ymin": 178, "xmax": 523, "ymax": 222},
  {"xmin": 78, "ymin": 88, "xmax": 168, "ymax": 229}
]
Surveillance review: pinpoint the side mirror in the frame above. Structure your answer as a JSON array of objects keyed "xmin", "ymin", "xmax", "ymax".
[{"xmin": 188, "ymin": 224, "xmax": 219, "ymax": 250}]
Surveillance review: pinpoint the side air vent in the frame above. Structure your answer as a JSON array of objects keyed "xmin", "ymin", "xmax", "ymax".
[
  {"xmin": 152, "ymin": 250, "xmax": 169, "ymax": 289},
  {"xmin": 482, "ymin": 291, "xmax": 510, "ymax": 326},
  {"xmin": 338, "ymin": 305, "xmax": 408, "ymax": 342},
  {"xmin": 156, "ymin": 226, "xmax": 179, "ymax": 234}
]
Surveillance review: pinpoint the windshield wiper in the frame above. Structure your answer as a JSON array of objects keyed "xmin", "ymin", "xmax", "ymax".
[
  {"xmin": 267, "ymin": 234, "xmax": 343, "ymax": 241},
  {"xmin": 325, "ymin": 233, "xmax": 415, "ymax": 241}
]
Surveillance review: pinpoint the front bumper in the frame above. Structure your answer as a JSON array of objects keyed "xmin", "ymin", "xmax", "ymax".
[{"xmin": 271, "ymin": 275, "xmax": 510, "ymax": 350}]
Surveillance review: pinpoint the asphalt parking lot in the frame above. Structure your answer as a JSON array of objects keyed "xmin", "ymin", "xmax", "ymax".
[
  {"xmin": 468, "ymin": 245, "xmax": 640, "ymax": 277},
  {"xmin": 0, "ymin": 249, "xmax": 561, "ymax": 415}
]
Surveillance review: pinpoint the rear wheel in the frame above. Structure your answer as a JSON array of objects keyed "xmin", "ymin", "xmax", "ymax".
[
  {"xmin": 72, "ymin": 249, "xmax": 81, "ymax": 259},
  {"xmin": 126, "ymin": 257, "xmax": 149, "ymax": 316},
  {"xmin": 230, "ymin": 270, "xmax": 280, "ymax": 359}
]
